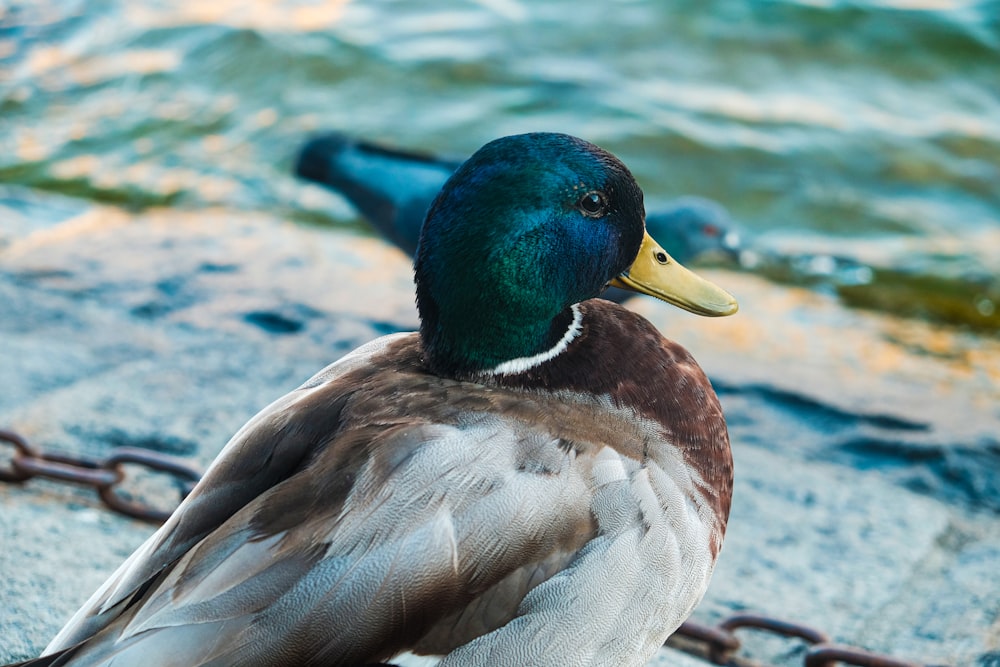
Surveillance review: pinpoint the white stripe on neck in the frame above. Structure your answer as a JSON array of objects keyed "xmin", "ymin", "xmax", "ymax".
[{"xmin": 488, "ymin": 303, "xmax": 584, "ymax": 376}]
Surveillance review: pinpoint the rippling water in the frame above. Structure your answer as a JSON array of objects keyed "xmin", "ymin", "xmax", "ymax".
[{"xmin": 2, "ymin": 0, "xmax": 999, "ymax": 329}]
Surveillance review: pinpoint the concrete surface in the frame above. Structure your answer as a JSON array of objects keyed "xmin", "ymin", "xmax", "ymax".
[{"xmin": 1, "ymin": 191, "xmax": 998, "ymax": 665}]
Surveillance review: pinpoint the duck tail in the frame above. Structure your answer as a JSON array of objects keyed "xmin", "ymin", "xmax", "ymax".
[
  {"xmin": 295, "ymin": 132, "xmax": 353, "ymax": 186},
  {"xmin": 294, "ymin": 132, "xmax": 458, "ymax": 256}
]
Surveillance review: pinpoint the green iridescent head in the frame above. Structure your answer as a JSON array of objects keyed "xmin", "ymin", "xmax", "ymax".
[{"xmin": 414, "ymin": 132, "xmax": 736, "ymax": 377}]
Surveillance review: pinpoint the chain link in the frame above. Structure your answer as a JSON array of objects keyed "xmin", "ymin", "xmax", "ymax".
[
  {"xmin": 0, "ymin": 429, "xmax": 201, "ymax": 522},
  {"xmin": 670, "ymin": 614, "xmax": 925, "ymax": 667},
  {"xmin": 1, "ymin": 428, "xmax": 933, "ymax": 666}
]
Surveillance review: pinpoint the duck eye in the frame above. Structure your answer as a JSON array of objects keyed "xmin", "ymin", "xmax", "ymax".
[
  {"xmin": 655, "ymin": 251, "xmax": 669, "ymax": 264},
  {"xmin": 577, "ymin": 191, "xmax": 608, "ymax": 218}
]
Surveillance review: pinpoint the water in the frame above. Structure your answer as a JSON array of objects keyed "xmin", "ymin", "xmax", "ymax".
[{"xmin": 1, "ymin": 0, "xmax": 999, "ymax": 329}]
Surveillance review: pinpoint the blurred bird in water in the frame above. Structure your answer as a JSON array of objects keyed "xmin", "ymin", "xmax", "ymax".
[
  {"xmin": 295, "ymin": 133, "xmax": 745, "ymax": 303},
  {"xmin": 16, "ymin": 132, "xmax": 737, "ymax": 667}
]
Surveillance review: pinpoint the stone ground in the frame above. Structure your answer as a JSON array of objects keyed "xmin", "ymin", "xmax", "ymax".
[{"xmin": 2, "ymin": 189, "xmax": 999, "ymax": 665}]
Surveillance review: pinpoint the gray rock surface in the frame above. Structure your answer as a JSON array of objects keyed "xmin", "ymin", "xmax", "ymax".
[{"xmin": 2, "ymin": 192, "xmax": 998, "ymax": 665}]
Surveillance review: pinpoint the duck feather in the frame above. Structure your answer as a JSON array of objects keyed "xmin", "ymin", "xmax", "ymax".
[{"xmin": 40, "ymin": 299, "xmax": 729, "ymax": 667}]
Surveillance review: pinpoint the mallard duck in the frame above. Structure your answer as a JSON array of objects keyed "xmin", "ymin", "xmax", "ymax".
[
  {"xmin": 294, "ymin": 133, "xmax": 746, "ymax": 288},
  {"xmin": 25, "ymin": 132, "xmax": 737, "ymax": 667}
]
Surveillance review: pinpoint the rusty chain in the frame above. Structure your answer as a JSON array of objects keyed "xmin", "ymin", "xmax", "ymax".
[
  {"xmin": 2, "ymin": 428, "xmax": 931, "ymax": 666},
  {"xmin": 670, "ymin": 614, "xmax": 925, "ymax": 667},
  {"xmin": 0, "ymin": 428, "xmax": 201, "ymax": 522}
]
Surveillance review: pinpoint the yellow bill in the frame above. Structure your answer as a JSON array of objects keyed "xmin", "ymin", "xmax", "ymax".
[{"xmin": 610, "ymin": 230, "xmax": 738, "ymax": 317}]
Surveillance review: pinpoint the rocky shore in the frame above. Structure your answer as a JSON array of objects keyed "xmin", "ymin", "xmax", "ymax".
[{"xmin": 2, "ymin": 189, "xmax": 998, "ymax": 665}]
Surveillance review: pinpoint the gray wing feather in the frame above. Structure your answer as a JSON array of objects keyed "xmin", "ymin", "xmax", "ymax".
[
  {"xmin": 43, "ymin": 335, "xmax": 403, "ymax": 653},
  {"xmin": 43, "ymin": 334, "xmax": 601, "ymax": 666}
]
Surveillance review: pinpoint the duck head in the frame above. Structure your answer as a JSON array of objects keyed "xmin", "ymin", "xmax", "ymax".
[{"xmin": 415, "ymin": 132, "xmax": 737, "ymax": 378}]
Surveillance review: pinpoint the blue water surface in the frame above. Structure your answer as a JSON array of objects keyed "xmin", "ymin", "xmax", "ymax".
[{"xmin": 2, "ymin": 0, "xmax": 998, "ymax": 328}]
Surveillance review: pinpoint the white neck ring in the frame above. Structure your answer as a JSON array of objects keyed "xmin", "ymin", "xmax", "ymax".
[{"xmin": 488, "ymin": 303, "xmax": 584, "ymax": 376}]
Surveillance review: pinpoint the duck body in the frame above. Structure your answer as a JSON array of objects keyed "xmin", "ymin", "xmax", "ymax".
[
  {"xmin": 26, "ymin": 133, "xmax": 737, "ymax": 667},
  {"xmin": 40, "ymin": 301, "xmax": 729, "ymax": 667}
]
